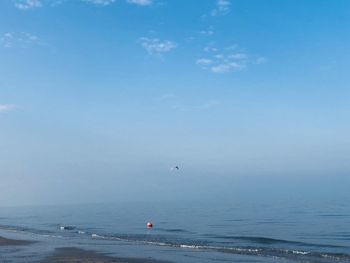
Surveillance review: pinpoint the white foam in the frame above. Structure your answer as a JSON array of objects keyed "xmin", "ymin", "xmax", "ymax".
[
  {"xmin": 180, "ymin": 244, "xmax": 202, "ymax": 249},
  {"xmin": 292, "ymin": 250, "xmax": 309, "ymax": 255}
]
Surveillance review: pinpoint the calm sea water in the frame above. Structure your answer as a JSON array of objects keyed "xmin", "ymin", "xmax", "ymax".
[{"xmin": 0, "ymin": 199, "xmax": 349, "ymax": 262}]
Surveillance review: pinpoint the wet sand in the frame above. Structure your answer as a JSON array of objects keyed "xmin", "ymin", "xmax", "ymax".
[
  {"xmin": 38, "ymin": 247, "xmax": 172, "ymax": 263},
  {"xmin": 0, "ymin": 236, "xmax": 32, "ymax": 246},
  {"xmin": 0, "ymin": 236, "xmax": 171, "ymax": 263}
]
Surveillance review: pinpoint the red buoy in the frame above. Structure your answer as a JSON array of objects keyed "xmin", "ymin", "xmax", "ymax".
[{"xmin": 146, "ymin": 222, "xmax": 153, "ymax": 228}]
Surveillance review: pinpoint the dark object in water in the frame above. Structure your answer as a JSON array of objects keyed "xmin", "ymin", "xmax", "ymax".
[{"xmin": 59, "ymin": 225, "xmax": 76, "ymax": 230}]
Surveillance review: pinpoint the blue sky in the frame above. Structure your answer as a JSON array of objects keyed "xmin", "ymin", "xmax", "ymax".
[{"xmin": 1, "ymin": 0, "xmax": 350, "ymax": 205}]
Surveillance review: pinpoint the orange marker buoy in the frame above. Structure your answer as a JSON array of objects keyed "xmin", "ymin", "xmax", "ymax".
[{"xmin": 147, "ymin": 222, "xmax": 153, "ymax": 228}]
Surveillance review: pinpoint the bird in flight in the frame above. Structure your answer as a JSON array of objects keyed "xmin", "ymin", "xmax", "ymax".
[{"xmin": 170, "ymin": 166, "xmax": 179, "ymax": 171}]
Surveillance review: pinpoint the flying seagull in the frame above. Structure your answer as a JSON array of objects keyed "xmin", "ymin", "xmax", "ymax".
[{"xmin": 170, "ymin": 166, "xmax": 179, "ymax": 171}]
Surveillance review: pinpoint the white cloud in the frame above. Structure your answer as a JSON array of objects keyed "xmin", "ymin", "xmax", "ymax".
[
  {"xmin": 127, "ymin": 0, "xmax": 153, "ymax": 6},
  {"xmin": 255, "ymin": 57, "xmax": 267, "ymax": 64},
  {"xmin": 200, "ymin": 26, "xmax": 214, "ymax": 36},
  {"xmin": 14, "ymin": 0, "xmax": 42, "ymax": 10},
  {"xmin": 0, "ymin": 104, "xmax": 16, "ymax": 113},
  {"xmin": 229, "ymin": 53, "xmax": 247, "ymax": 59},
  {"xmin": 197, "ymin": 44, "xmax": 265, "ymax": 73},
  {"xmin": 139, "ymin": 37, "xmax": 176, "ymax": 55},
  {"xmin": 83, "ymin": 0, "xmax": 116, "ymax": 5},
  {"xmin": 211, "ymin": 62, "xmax": 243, "ymax": 73},
  {"xmin": 203, "ymin": 43, "xmax": 218, "ymax": 53},
  {"xmin": 172, "ymin": 100, "xmax": 220, "ymax": 111},
  {"xmin": 13, "ymin": 0, "xmax": 154, "ymax": 9},
  {"xmin": 0, "ymin": 32, "xmax": 39, "ymax": 48},
  {"xmin": 196, "ymin": 58, "xmax": 213, "ymax": 66},
  {"xmin": 0, "ymin": 33, "xmax": 14, "ymax": 48},
  {"xmin": 211, "ymin": 0, "xmax": 231, "ymax": 16}
]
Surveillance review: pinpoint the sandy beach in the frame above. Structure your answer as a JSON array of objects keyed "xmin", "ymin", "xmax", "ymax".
[
  {"xmin": 0, "ymin": 236, "xmax": 33, "ymax": 246},
  {"xmin": 0, "ymin": 236, "xmax": 170, "ymax": 263},
  {"xmin": 38, "ymin": 247, "xmax": 172, "ymax": 263}
]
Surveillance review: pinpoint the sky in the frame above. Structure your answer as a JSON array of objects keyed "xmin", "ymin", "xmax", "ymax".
[{"xmin": 1, "ymin": 0, "xmax": 350, "ymax": 206}]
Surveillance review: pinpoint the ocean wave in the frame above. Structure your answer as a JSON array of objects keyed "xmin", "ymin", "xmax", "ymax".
[
  {"xmin": 156, "ymin": 228, "xmax": 194, "ymax": 234},
  {"xmin": 87, "ymin": 233, "xmax": 350, "ymax": 262},
  {"xmin": 206, "ymin": 234, "xmax": 346, "ymax": 248},
  {"xmin": 0, "ymin": 224, "xmax": 54, "ymax": 236},
  {"xmin": 217, "ymin": 247, "xmax": 350, "ymax": 262}
]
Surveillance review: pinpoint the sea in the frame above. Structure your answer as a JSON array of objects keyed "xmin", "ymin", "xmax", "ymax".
[{"xmin": 0, "ymin": 198, "xmax": 349, "ymax": 262}]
